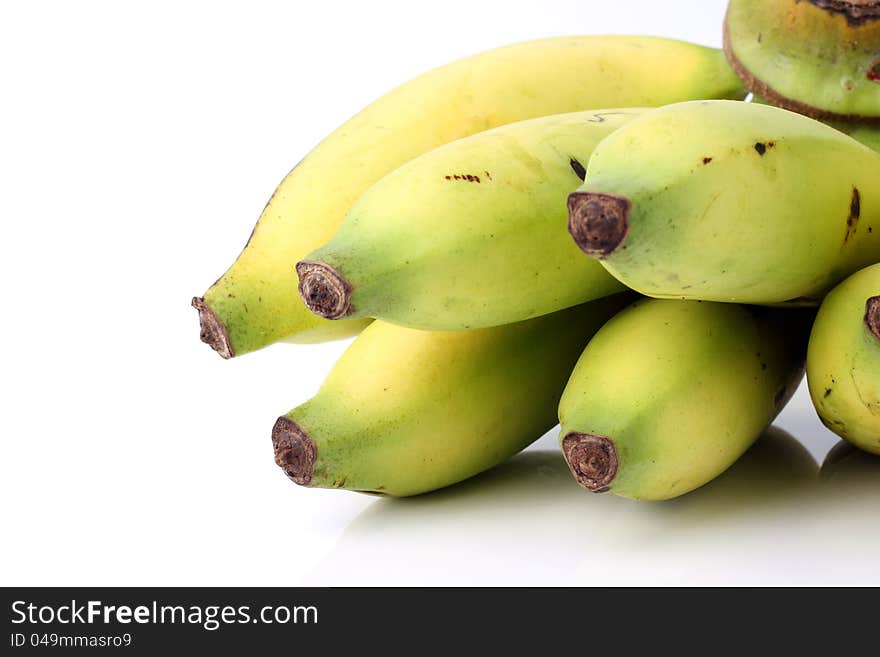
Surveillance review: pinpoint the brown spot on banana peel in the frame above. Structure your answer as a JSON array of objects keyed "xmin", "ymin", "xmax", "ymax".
[
  {"xmin": 272, "ymin": 416, "xmax": 317, "ymax": 486},
  {"xmin": 444, "ymin": 174, "xmax": 481, "ymax": 182},
  {"xmin": 722, "ymin": 16, "xmax": 880, "ymax": 123},
  {"xmin": 567, "ymin": 191, "xmax": 630, "ymax": 257},
  {"xmin": 569, "ymin": 158, "xmax": 586, "ymax": 181},
  {"xmin": 864, "ymin": 295, "xmax": 880, "ymax": 341},
  {"xmin": 562, "ymin": 432, "xmax": 618, "ymax": 492},
  {"xmin": 808, "ymin": 0, "xmax": 880, "ymax": 27},
  {"xmin": 296, "ymin": 260, "xmax": 353, "ymax": 320},
  {"xmin": 844, "ymin": 187, "xmax": 861, "ymax": 244},
  {"xmin": 191, "ymin": 296, "xmax": 234, "ymax": 359}
]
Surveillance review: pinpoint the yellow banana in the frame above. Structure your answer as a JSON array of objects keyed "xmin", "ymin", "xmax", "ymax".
[
  {"xmin": 568, "ymin": 100, "xmax": 880, "ymax": 305},
  {"xmin": 271, "ymin": 294, "xmax": 633, "ymax": 497},
  {"xmin": 297, "ymin": 109, "xmax": 641, "ymax": 330},
  {"xmin": 558, "ymin": 299, "xmax": 809, "ymax": 501},
  {"xmin": 193, "ymin": 36, "xmax": 743, "ymax": 357},
  {"xmin": 807, "ymin": 263, "xmax": 880, "ymax": 454}
]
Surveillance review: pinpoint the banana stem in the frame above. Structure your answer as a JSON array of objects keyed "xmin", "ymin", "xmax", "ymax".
[
  {"xmin": 567, "ymin": 191, "xmax": 631, "ymax": 258},
  {"xmin": 296, "ymin": 261, "xmax": 353, "ymax": 320},
  {"xmin": 272, "ymin": 417, "xmax": 318, "ymax": 486},
  {"xmin": 191, "ymin": 297, "xmax": 234, "ymax": 359},
  {"xmin": 561, "ymin": 432, "xmax": 619, "ymax": 493},
  {"xmin": 864, "ymin": 296, "xmax": 880, "ymax": 340}
]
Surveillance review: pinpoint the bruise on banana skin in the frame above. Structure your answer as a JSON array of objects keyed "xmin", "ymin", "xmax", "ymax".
[
  {"xmin": 844, "ymin": 187, "xmax": 861, "ymax": 244},
  {"xmin": 754, "ymin": 141, "xmax": 775, "ymax": 156}
]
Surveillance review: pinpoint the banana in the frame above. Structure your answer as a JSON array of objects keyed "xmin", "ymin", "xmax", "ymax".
[
  {"xmin": 827, "ymin": 121, "xmax": 880, "ymax": 152},
  {"xmin": 271, "ymin": 294, "xmax": 633, "ymax": 497},
  {"xmin": 807, "ymin": 263, "xmax": 880, "ymax": 455},
  {"xmin": 568, "ymin": 100, "xmax": 880, "ymax": 305},
  {"xmin": 558, "ymin": 299, "xmax": 809, "ymax": 501},
  {"xmin": 753, "ymin": 95, "xmax": 880, "ymax": 151},
  {"xmin": 297, "ymin": 110, "xmax": 641, "ymax": 330},
  {"xmin": 724, "ymin": 0, "xmax": 880, "ymax": 121},
  {"xmin": 193, "ymin": 36, "xmax": 744, "ymax": 357}
]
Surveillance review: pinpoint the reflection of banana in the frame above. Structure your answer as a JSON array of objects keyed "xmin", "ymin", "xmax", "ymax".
[
  {"xmin": 568, "ymin": 100, "xmax": 880, "ymax": 305},
  {"xmin": 724, "ymin": 0, "xmax": 880, "ymax": 121},
  {"xmin": 298, "ymin": 110, "xmax": 641, "ymax": 330},
  {"xmin": 820, "ymin": 440, "xmax": 880, "ymax": 483},
  {"xmin": 808, "ymin": 264, "xmax": 880, "ymax": 455},
  {"xmin": 701, "ymin": 426, "xmax": 817, "ymax": 499},
  {"xmin": 272, "ymin": 295, "xmax": 632, "ymax": 497},
  {"xmin": 558, "ymin": 299, "xmax": 810, "ymax": 500}
]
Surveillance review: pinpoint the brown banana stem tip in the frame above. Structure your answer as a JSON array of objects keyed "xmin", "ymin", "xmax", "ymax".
[
  {"xmin": 808, "ymin": 1, "xmax": 880, "ymax": 25},
  {"xmin": 296, "ymin": 260, "xmax": 353, "ymax": 320},
  {"xmin": 567, "ymin": 191, "xmax": 631, "ymax": 257},
  {"xmin": 561, "ymin": 432, "xmax": 619, "ymax": 493},
  {"xmin": 272, "ymin": 416, "xmax": 317, "ymax": 486},
  {"xmin": 864, "ymin": 296, "xmax": 880, "ymax": 341},
  {"xmin": 722, "ymin": 13, "xmax": 880, "ymax": 123},
  {"xmin": 191, "ymin": 296, "xmax": 234, "ymax": 359}
]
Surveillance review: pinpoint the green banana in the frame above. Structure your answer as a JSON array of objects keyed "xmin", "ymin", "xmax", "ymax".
[
  {"xmin": 297, "ymin": 110, "xmax": 642, "ymax": 330},
  {"xmin": 567, "ymin": 100, "xmax": 880, "ymax": 305},
  {"xmin": 724, "ymin": 0, "xmax": 880, "ymax": 121},
  {"xmin": 827, "ymin": 120, "xmax": 880, "ymax": 151},
  {"xmin": 271, "ymin": 294, "xmax": 633, "ymax": 497},
  {"xmin": 558, "ymin": 299, "xmax": 809, "ymax": 501},
  {"xmin": 193, "ymin": 36, "xmax": 743, "ymax": 357},
  {"xmin": 807, "ymin": 263, "xmax": 880, "ymax": 455},
  {"xmin": 753, "ymin": 95, "xmax": 880, "ymax": 151}
]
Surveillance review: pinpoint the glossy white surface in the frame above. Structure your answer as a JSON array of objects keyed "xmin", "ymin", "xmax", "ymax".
[{"xmin": 1, "ymin": 0, "xmax": 877, "ymax": 586}]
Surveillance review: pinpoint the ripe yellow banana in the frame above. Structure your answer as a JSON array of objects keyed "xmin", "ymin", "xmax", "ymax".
[
  {"xmin": 807, "ymin": 263, "xmax": 880, "ymax": 455},
  {"xmin": 271, "ymin": 294, "xmax": 633, "ymax": 497},
  {"xmin": 568, "ymin": 100, "xmax": 880, "ymax": 305},
  {"xmin": 193, "ymin": 36, "xmax": 744, "ymax": 357},
  {"xmin": 558, "ymin": 299, "xmax": 809, "ymax": 501},
  {"xmin": 298, "ymin": 109, "xmax": 641, "ymax": 330}
]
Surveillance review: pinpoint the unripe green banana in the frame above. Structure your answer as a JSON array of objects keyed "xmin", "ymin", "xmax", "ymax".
[
  {"xmin": 827, "ymin": 121, "xmax": 880, "ymax": 151},
  {"xmin": 724, "ymin": 0, "xmax": 880, "ymax": 121},
  {"xmin": 807, "ymin": 263, "xmax": 880, "ymax": 454},
  {"xmin": 568, "ymin": 100, "xmax": 880, "ymax": 305},
  {"xmin": 193, "ymin": 36, "xmax": 743, "ymax": 357},
  {"xmin": 754, "ymin": 95, "xmax": 880, "ymax": 151},
  {"xmin": 271, "ymin": 294, "xmax": 633, "ymax": 497},
  {"xmin": 297, "ymin": 110, "xmax": 641, "ymax": 330},
  {"xmin": 558, "ymin": 299, "xmax": 809, "ymax": 501}
]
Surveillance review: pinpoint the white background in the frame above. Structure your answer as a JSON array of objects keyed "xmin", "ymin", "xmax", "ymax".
[{"xmin": 2, "ymin": 0, "xmax": 878, "ymax": 586}]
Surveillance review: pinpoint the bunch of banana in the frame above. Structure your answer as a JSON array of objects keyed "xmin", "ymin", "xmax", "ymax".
[
  {"xmin": 192, "ymin": 36, "xmax": 742, "ymax": 358},
  {"xmin": 194, "ymin": 2, "xmax": 880, "ymax": 505}
]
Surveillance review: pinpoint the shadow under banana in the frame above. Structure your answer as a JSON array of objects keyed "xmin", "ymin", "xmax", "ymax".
[
  {"xmin": 303, "ymin": 425, "xmax": 822, "ymax": 585},
  {"xmin": 820, "ymin": 441, "xmax": 880, "ymax": 497}
]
